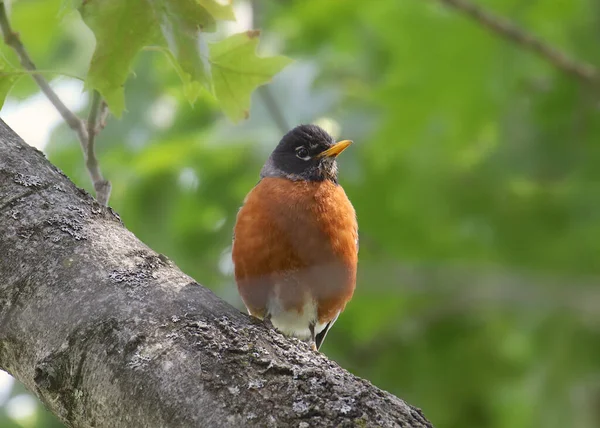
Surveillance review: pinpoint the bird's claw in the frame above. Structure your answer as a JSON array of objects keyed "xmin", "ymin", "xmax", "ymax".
[{"xmin": 263, "ymin": 315, "xmax": 274, "ymax": 329}]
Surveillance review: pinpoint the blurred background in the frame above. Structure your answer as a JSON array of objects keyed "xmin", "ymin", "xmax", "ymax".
[{"xmin": 2, "ymin": 0, "xmax": 600, "ymax": 427}]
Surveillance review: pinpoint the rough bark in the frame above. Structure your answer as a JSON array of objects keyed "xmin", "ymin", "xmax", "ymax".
[{"xmin": 0, "ymin": 119, "xmax": 432, "ymax": 428}]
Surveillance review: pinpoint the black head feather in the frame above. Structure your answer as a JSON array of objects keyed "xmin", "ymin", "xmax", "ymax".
[{"xmin": 260, "ymin": 124, "xmax": 342, "ymax": 182}]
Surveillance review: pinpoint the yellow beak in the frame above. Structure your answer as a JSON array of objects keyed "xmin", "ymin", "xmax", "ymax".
[{"xmin": 317, "ymin": 140, "xmax": 352, "ymax": 158}]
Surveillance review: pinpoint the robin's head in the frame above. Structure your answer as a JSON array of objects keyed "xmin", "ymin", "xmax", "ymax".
[{"xmin": 260, "ymin": 124, "xmax": 352, "ymax": 183}]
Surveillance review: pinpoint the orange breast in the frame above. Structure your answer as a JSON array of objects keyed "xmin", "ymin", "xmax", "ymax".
[{"xmin": 232, "ymin": 177, "xmax": 358, "ymax": 323}]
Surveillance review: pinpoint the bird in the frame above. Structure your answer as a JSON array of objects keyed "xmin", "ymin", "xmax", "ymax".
[{"xmin": 232, "ymin": 124, "xmax": 358, "ymax": 351}]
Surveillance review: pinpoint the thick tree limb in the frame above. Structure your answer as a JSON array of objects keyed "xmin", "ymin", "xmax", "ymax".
[
  {"xmin": 0, "ymin": 1, "xmax": 111, "ymax": 205},
  {"xmin": 431, "ymin": 0, "xmax": 600, "ymax": 84},
  {"xmin": 0, "ymin": 119, "xmax": 432, "ymax": 428}
]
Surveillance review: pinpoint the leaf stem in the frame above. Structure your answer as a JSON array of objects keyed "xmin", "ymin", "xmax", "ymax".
[{"xmin": 0, "ymin": 68, "xmax": 85, "ymax": 81}]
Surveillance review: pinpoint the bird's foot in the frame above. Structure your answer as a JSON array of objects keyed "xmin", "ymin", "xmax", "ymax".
[
  {"xmin": 308, "ymin": 322, "xmax": 319, "ymax": 352},
  {"xmin": 248, "ymin": 315, "xmax": 263, "ymax": 325},
  {"xmin": 248, "ymin": 313, "xmax": 274, "ymax": 329},
  {"xmin": 263, "ymin": 313, "xmax": 274, "ymax": 329}
]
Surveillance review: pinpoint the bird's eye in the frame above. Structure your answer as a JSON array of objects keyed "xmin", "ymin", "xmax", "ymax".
[{"xmin": 296, "ymin": 146, "xmax": 310, "ymax": 160}]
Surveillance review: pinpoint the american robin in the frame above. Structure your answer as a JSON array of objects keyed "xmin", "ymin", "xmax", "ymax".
[{"xmin": 232, "ymin": 124, "xmax": 358, "ymax": 351}]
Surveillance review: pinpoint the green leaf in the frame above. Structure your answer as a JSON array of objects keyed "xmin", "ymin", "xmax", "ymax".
[
  {"xmin": 209, "ymin": 31, "xmax": 292, "ymax": 122},
  {"xmin": 0, "ymin": 55, "xmax": 20, "ymax": 109},
  {"xmin": 150, "ymin": 0, "xmax": 215, "ymax": 95},
  {"xmin": 80, "ymin": 0, "xmax": 159, "ymax": 117},
  {"xmin": 80, "ymin": 0, "xmax": 289, "ymax": 119},
  {"xmin": 59, "ymin": 0, "xmax": 83, "ymax": 18},
  {"xmin": 147, "ymin": 46, "xmax": 204, "ymax": 104},
  {"xmin": 197, "ymin": 0, "xmax": 236, "ymax": 21},
  {"xmin": 152, "ymin": 0, "xmax": 217, "ymax": 34}
]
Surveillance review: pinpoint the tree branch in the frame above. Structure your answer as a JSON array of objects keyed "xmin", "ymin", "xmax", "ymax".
[
  {"xmin": 0, "ymin": 118, "xmax": 432, "ymax": 427},
  {"xmin": 0, "ymin": 1, "xmax": 111, "ymax": 206},
  {"xmin": 431, "ymin": 0, "xmax": 600, "ymax": 84}
]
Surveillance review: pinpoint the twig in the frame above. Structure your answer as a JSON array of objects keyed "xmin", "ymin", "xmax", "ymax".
[
  {"xmin": 432, "ymin": 0, "xmax": 600, "ymax": 84},
  {"xmin": 86, "ymin": 91, "xmax": 111, "ymax": 205},
  {"xmin": 0, "ymin": 1, "xmax": 111, "ymax": 205},
  {"xmin": 258, "ymin": 86, "xmax": 289, "ymax": 134}
]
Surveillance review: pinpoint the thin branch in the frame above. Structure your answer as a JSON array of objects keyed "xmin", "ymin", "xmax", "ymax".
[
  {"xmin": 86, "ymin": 91, "xmax": 111, "ymax": 205},
  {"xmin": 0, "ymin": 1, "xmax": 111, "ymax": 205},
  {"xmin": 259, "ymin": 86, "xmax": 289, "ymax": 133},
  {"xmin": 0, "ymin": 2, "xmax": 86, "ymax": 140},
  {"xmin": 432, "ymin": 0, "xmax": 600, "ymax": 84},
  {"xmin": 251, "ymin": 1, "xmax": 290, "ymax": 134}
]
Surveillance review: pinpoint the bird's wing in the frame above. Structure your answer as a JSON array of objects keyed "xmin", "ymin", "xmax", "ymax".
[
  {"xmin": 315, "ymin": 311, "xmax": 340, "ymax": 350},
  {"xmin": 232, "ymin": 180, "xmax": 304, "ymax": 318}
]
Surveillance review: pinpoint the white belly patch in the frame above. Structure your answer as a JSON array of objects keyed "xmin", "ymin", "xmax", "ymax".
[{"xmin": 266, "ymin": 289, "xmax": 328, "ymax": 340}]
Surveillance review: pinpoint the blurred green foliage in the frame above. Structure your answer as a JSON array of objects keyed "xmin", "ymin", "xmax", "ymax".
[{"xmin": 2, "ymin": 0, "xmax": 600, "ymax": 427}]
